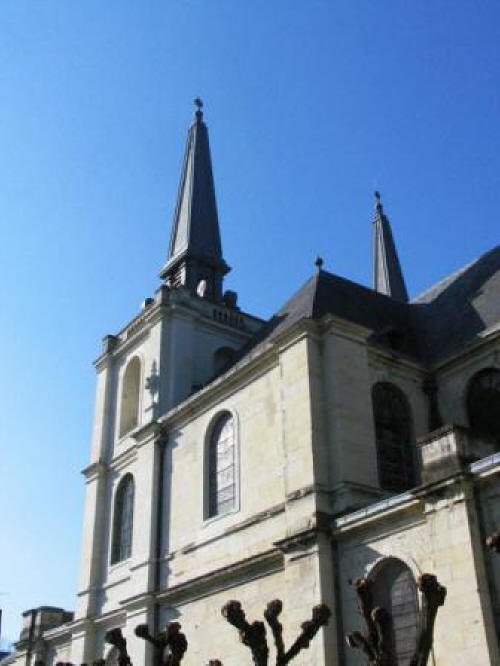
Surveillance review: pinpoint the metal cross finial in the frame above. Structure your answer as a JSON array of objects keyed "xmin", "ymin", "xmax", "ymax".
[
  {"xmin": 194, "ymin": 97, "xmax": 204, "ymax": 121},
  {"xmin": 315, "ymin": 256, "xmax": 324, "ymax": 271}
]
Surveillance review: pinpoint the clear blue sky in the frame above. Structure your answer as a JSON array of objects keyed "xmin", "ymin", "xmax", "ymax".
[{"xmin": 1, "ymin": 0, "xmax": 499, "ymax": 647}]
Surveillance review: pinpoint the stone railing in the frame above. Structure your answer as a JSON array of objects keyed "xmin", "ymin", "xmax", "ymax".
[{"xmin": 418, "ymin": 424, "xmax": 496, "ymax": 484}]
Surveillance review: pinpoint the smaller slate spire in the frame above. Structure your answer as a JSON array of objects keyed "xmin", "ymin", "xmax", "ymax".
[
  {"xmin": 373, "ymin": 191, "xmax": 409, "ymax": 302},
  {"xmin": 160, "ymin": 99, "xmax": 229, "ymax": 302}
]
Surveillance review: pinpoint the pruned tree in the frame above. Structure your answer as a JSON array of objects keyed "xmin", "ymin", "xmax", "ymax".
[
  {"xmin": 221, "ymin": 598, "xmax": 331, "ymax": 665},
  {"xmin": 105, "ymin": 628, "xmax": 132, "ymax": 666},
  {"xmin": 346, "ymin": 573, "xmax": 446, "ymax": 666},
  {"xmin": 135, "ymin": 622, "xmax": 188, "ymax": 666}
]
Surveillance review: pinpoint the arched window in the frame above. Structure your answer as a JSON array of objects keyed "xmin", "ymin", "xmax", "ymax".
[
  {"xmin": 111, "ymin": 474, "xmax": 134, "ymax": 564},
  {"xmin": 370, "ymin": 558, "xmax": 419, "ymax": 666},
  {"xmin": 213, "ymin": 347, "xmax": 237, "ymax": 376},
  {"xmin": 207, "ymin": 412, "xmax": 236, "ymax": 518},
  {"xmin": 467, "ymin": 368, "xmax": 500, "ymax": 442},
  {"xmin": 119, "ymin": 356, "xmax": 141, "ymax": 437},
  {"xmin": 372, "ymin": 382, "xmax": 416, "ymax": 493}
]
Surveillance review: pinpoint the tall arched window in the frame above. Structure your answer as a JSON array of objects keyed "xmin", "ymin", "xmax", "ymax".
[
  {"xmin": 371, "ymin": 558, "xmax": 419, "ymax": 666},
  {"xmin": 119, "ymin": 356, "xmax": 141, "ymax": 437},
  {"xmin": 207, "ymin": 412, "xmax": 236, "ymax": 518},
  {"xmin": 467, "ymin": 368, "xmax": 500, "ymax": 443},
  {"xmin": 372, "ymin": 382, "xmax": 415, "ymax": 493},
  {"xmin": 111, "ymin": 474, "xmax": 134, "ymax": 564}
]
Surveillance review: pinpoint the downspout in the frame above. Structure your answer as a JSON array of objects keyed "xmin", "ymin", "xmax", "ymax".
[
  {"xmin": 153, "ymin": 436, "xmax": 167, "ymax": 641},
  {"xmin": 471, "ymin": 479, "xmax": 500, "ymax": 642},
  {"xmin": 331, "ymin": 538, "xmax": 346, "ymax": 665}
]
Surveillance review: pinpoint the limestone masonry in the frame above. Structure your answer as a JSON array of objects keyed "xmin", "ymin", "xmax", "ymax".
[{"xmin": 4, "ymin": 104, "xmax": 500, "ymax": 665}]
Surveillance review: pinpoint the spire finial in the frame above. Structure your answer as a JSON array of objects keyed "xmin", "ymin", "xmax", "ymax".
[
  {"xmin": 194, "ymin": 97, "xmax": 203, "ymax": 121},
  {"xmin": 372, "ymin": 191, "xmax": 409, "ymax": 302},
  {"xmin": 315, "ymin": 256, "xmax": 324, "ymax": 272},
  {"xmin": 160, "ymin": 97, "xmax": 229, "ymax": 301}
]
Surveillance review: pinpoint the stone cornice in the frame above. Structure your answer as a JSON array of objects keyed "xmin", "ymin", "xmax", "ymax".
[
  {"xmin": 131, "ymin": 419, "xmax": 163, "ymax": 446},
  {"xmin": 92, "ymin": 608, "xmax": 126, "ymax": 627},
  {"xmin": 108, "ymin": 444, "xmax": 138, "ymax": 472},
  {"xmin": 39, "ymin": 623, "xmax": 73, "ymax": 642},
  {"xmin": 273, "ymin": 528, "xmax": 320, "ymax": 553},
  {"xmin": 469, "ymin": 451, "xmax": 500, "ymax": 479},
  {"xmin": 121, "ymin": 548, "xmax": 283, "ymax": 611},
  {"xmin": 156, "ymin": 317, "xmax": 325, "ymax": 431},
  {"xmin": 158, "ymin": 345, "xmax": 279, "ymax": 430},
  {"xmin": 333, "ymin": 491, "xmax": 420, "ymax": 535},
  {"xmin": 81, "ymin": 459, "xmax": 106, "ymax": 481},
  {"xmin": 94, "ymin": 289, "xmax": 264, "ymax": 369},
  {"xmin": 319, "ymin": 313, "xmax": 374, "ymax": 343},
  {"xmin": 430, "ymin": 328, "xmax": 500, "ymax": 373},
  {"xmin": 368, "ymin": 345, "xmax": 427, "ymax": 374},
  {"xmin": 332, "ymin": 457, "xmax": 499, "ymax": 537},
  {"xmin": 272, "ymin": 318, "xmax": 320, "ymax": 353}
]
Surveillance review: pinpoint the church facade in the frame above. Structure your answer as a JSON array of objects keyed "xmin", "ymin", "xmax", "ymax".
[{"xmin": 6, "ymin": 104, "xmax": 500, "ymax": 665}]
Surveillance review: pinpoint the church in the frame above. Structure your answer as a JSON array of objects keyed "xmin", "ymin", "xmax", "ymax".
[{"xmin": 5, "ymin": 102, "xmax": 500, "ymax": 665}]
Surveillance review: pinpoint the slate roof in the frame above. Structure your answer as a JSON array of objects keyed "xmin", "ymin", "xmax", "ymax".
[
  {"xmin": 412, "ymin": 245, "xmax": 500, "ymax": 362},
  {"xmin": 237, "ymin": 245, "xmax": 500, "ymax": 367}
]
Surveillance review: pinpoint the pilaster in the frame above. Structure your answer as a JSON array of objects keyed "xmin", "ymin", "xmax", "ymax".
[{"xmin": 76, "ymin": 461, "xmax": 108, "ymax": 619}]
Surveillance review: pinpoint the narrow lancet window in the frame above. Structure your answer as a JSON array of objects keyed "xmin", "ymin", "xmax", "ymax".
[
  {"xmin": 467, "ymin": 368, "xmax": 500, "ymax": 443},
  {"xmin": 372, "ymin": 382, "xmax": 415, "ymax": 492},
  {"xmin": 119, "ymin": 356, "xmax": 141, "ymax": 437},
  {"xmin": 111, "ymin": 474, "xmax": 134, "ymax": 564},
  {"xmin": 208, "ymin": 412, "xmax": 236, "ymax": 518}
]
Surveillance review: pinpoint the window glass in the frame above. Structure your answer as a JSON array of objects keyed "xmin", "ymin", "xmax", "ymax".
[
  {"xmin": 372, "ymin": 559, "xmax": 419, "ymax": 666},
  {"xmin": 111, "ymin": 475, "xmax": 134, "ymax": 563},
  {"xmin": 467, "ymin": 368, "xmax": 500, "ymax": 442},
  {"xmin": 372, "ymin": 382, "xmax": 415, "ymax": 492},
  {"xmin": 208, "ymin": 413, "xmax": 236, "ymax": 517}
]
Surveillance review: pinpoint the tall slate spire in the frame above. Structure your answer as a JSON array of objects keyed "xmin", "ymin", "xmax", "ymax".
[
  {"xmin": 373, "ymin": 191, "xmax": 409, "ymax": 302},
  {"xmin": 160, "ymin": 99, "xmax": 229, "ymax": 303}
]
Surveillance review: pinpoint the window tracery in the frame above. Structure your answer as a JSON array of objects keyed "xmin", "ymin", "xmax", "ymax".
[{"xmin": 207, "ymin": 412, "xmax": 236, "ymax": 518}]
